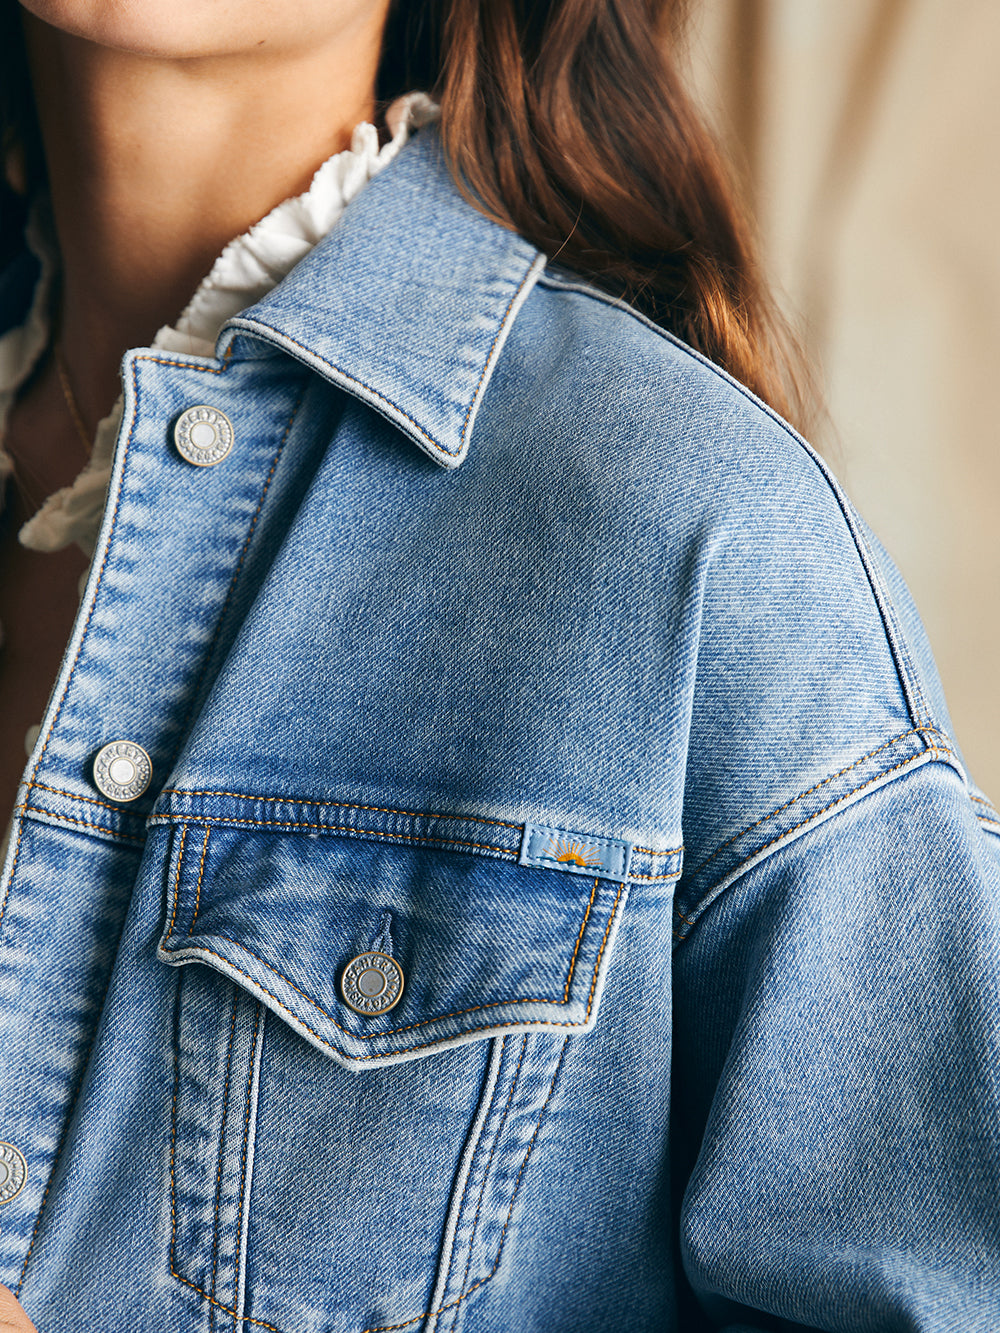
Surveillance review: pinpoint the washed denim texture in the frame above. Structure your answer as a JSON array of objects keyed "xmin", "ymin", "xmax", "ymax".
[{"xmin": 1, "ymin": 128, "xmax": 999, "ymax": 1333}]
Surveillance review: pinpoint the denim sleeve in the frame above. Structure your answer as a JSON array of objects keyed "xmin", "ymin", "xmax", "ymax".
[{"xmin": 672, "ymin": 758, "xmax": 1000, "ymax": 1331}]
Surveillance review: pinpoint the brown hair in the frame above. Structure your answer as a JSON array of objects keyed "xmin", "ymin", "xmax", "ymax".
[
  {"xmin": 379, "ymin": 0, "xmax": 808, "ymax": 426},
  {"xmin": 2, "ymin": 0, "xmax": 806, "ymax": 425}
]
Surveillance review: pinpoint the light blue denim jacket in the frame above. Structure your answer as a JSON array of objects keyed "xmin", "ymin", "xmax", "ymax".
[{"xmin": 2, "ymin": 128, "xmax": 1000, "ymax": 1333}]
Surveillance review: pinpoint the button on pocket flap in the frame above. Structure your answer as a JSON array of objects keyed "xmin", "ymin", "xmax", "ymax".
[{"xmin": 157, "ymin": 825, "xmax": 628, "ymax": 1068}]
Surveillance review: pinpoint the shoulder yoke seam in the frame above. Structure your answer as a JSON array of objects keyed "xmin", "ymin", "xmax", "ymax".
[{"xmin": 535, "ymin": 269, "xmax": 938, "ymax": 736}]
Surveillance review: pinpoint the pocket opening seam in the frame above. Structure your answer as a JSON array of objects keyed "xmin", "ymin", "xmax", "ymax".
[{"xmin": 164, "ymin": 875, "xmax": 624, "ymax": 1059}]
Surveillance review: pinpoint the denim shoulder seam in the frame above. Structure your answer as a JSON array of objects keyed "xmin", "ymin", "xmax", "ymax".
[
  {"xmin": 672, "ymin": 730, "xmax": 957, "ymax": 948},
  {"xmin": 535, "ymin": 269, "xmax": 939, "ymax": 738}
]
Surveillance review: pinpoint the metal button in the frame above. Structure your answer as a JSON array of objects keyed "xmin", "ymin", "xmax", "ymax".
[
  {"xmin": 173, "ymin": 405, "xmax": 234, "ymax": 467},
  {"xmin": 0, "ymin": 1143, "xmax": 27, "ymax": 1206},
  {"xmin": 341, "ymin": 951, "xmax": 405, "ymax": 1016},
  {"xmin": 92, "ymin": 740, "xmax": 152, "ymax": 803}
]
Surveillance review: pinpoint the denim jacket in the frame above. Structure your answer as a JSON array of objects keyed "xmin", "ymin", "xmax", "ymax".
[{"xmin": 2, "ymin": 128, "xmax": 999, "ymax": 1333}]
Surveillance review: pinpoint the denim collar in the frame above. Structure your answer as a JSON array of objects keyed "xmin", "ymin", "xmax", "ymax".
[{"xmin": 223, "ymin": 128, "xmax": 546, "ymax": 469}]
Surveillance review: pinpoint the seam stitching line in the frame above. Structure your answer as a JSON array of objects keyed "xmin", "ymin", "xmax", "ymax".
[
  {"xmin": 28, "ymin": 782, "xmax": 130, "ymax": 813},
  {"xmin": 562, "ymin": 879, "xmax": 597, "ymax": 1003},
  {"xmin": 675, "ymin": 751, "xmax": 932, "ymax": 940},
  {"xmin": 159, "ymin": 790, "xmax": 522, "ymax": 830},
  {"xmin": 438, "ymin": 1035, "xmax": 511, "ymax": 1319},
  {"xmin": 161, "ymin": 887, "xmax": 621, "ymax": 1060},
  {"xmin": 163, "ymin": 874, "xmax": 623, "ymax": 1042},
  {"xmin": 450, "ymin": 1036, "xmax": 529, "ymax": 1326},
  {"xmin": 16, "ymin": 807, "xmax": 146, "ymax": 843},
  {"xmin": 535, "ymin": 271, "xmax": 933, "ymax": 727},
  {"xmin": 210, "ymin": 990, "xmax": 240, "ymax": 1306},
  {"xmin": 159, "ymin": 816, "xmax": 514, "ymax": 855},
  {"xmin": 0, "ymin": 816, "xmax": 27, "ymax": 935},
  {"xmin": 16, "ymin": 959, "xmax": 120, "ymax": 1295},
  {"xmin": 458, "ymin": 262, "xmax": 540, "ymax": 446},
  {"xmin": 690, "ymin": 729, "xmax": 932, "ymax": 879},
  {"xmin": 242, "ymin": 257, "xmax": 539, "ymax": 463},
  {"xmin": 169, "ymin": 389, "xmax": 305, "ymax": 761},
  {"xmin": 361, "ymin": 1040, "xmax": 569, "ymax": 1333},
  {"xmin": 22, "ymin": 351, "xmax": 223, "ymax": 792},
  {"xmin": 188, "ymin": 828, "xmax": 211, "ymax": 936},
  {"xmin": 167, "ymin": 826, "xmax": 189, "ymax": 938},
  {"xmin": 232, "ymin": 1004, "xmax": 262, "ymax": 1318},
  {"xmin": 170, "ymin": 987, "xmax": 281, "ymax": 1331}
]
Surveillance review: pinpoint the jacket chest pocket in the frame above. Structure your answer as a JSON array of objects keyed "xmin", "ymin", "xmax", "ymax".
[{"xmin": 157, "ymin": 822, "xmax": 628, "ymax": 1333}]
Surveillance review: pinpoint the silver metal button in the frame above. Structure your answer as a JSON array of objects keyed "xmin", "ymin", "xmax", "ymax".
[
  {"xmin": 92, "ymin": 740, "xmax": 152, "ymax": 803},
  {"xmin": 341, "ymin": 951, "xmax": 405, "ymax": 1016},
  {"xmin": 173, "ymin": 405, "xmax": 234, "ymax": 467},
  {"xmin": 0, "ymin": 1143, "xmax": 27, "ymax": 1206}
]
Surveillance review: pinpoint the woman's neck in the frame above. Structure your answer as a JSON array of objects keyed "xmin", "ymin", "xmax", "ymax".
[{"xmin": 22, "ymin": 8, "xmax": 388, "ymax": 426}]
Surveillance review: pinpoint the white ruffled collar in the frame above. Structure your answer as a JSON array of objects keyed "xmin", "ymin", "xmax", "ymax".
[{"xmin": 0, "ymin": 92, "xmax": 436, "ymax": 557}]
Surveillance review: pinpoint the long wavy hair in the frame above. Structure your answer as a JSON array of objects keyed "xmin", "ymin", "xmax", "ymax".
[{"xmin": 2, "ymin": 0, "xmax": 806, "ymax": 424}]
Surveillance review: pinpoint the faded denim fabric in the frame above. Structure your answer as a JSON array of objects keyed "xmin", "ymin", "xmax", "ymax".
[{"xmin": 1, "ymin": 128, "xmax": 1000, "ymax": 1333}]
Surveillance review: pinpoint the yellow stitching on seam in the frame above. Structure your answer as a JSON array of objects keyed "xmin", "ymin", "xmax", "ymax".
[
  {"xmin": 161, "ymin": 816, "xmax": 514, "ymax": 856},
  {"xmin": 632, "ymin": 844, "xmax": 683, "ymax": 857},
  {"xmin": 562, "ymin": 879, "xmax": 598, "ymax": 1002},
  {"xmin": 170, "ymin": 1270, "xmax": 283, "ymax": 1332},
  {"xmin": 135, "ymin": 355, "xmax": 226, "ymax": 374},
  {"xmin": 586, "ymin": 884, "xmax": 625, "ymax": 1017},
  {"xmin": 19, "ymin": 808, "xmax": 145, "ymax": 843},
  {"xmin": 27, "ymin": 781, "xmax": 132, "ymax": 814},
  {"xmin": 188, "ymin": 828, "xmax": 211, "ymax": 936},
  {"xmin": 175, "ymin": 879, "xmax": 610, "ymax": 1041},
  {"xmin": 167, "ymin": 826, "xmax": 189, "ymax": 939},
  {"xmin": 169, "ymin": 927, "xmax": 615, "ymax": 1062},
  {"xmin": 159, "ymin": 790, "xmax": 522, "ymax": 830},
  {"xmin": 675, "ymin": 751, "xmax": 934, "ymax": 942},
  {"xmin": 158, "ymin": 811, "xmax": 677, "ymax": 882},
  {"xmin": 691, "ymin": 729, "xmax": 927, "ymax": 878},
  {"xmin": 166, "ymin": 877, "xmax": 629, "ymax": 1048},
  {"xmin": 210, "ymin": 989, "xmax": 239, "ymax": 1304},
  {"xmin": 360, "ymin": 1040, "xmax": 569, "ymax": 1333}
]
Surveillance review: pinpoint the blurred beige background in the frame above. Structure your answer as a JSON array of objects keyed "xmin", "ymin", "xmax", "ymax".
[{"xmin": 686, "ymin": 0, "xmax": 1000, "ymax": 800}]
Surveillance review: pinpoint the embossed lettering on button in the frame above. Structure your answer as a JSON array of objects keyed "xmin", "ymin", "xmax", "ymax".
[
  {"xmin": 92, "ymin": 740, "xmax": 152, "ymax": 803},
  {"xmin": 0, "ymin": 1143, "xmax": 27, "ymax": 1206},
  {"xmin": 341, "ymin": 951, "xmax": 405, "ymax": 1016},
  {"xmin": 173, "ymin": 405, "xmax": 234, "ymax": 467}
]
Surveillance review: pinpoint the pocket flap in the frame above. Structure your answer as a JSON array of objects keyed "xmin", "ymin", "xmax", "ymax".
[{"xmin": 157, "ymin": 825, "xmax": 628, "ymax": 1068}]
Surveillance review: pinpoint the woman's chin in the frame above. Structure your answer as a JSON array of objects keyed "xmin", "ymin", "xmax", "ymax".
[
  {"xmin": 19, "ymin": 0, "xmax": 267, "ymax": 61},
  {"xmin": 17, "ymin": 0, "xmax": 383, "ymax": 62}
]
